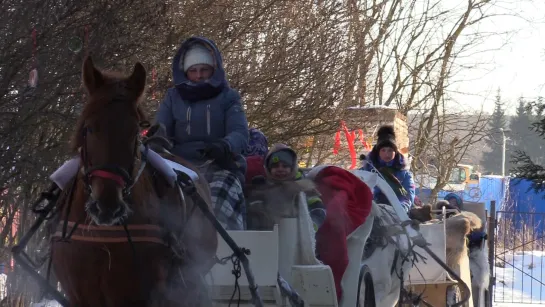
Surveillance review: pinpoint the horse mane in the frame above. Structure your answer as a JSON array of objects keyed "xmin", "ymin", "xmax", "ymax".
[{"xmin": 70, "ymin": 69, "xmax": 148, "ymax": 154}]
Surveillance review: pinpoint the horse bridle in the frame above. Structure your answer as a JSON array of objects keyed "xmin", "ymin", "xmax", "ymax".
[{"xmin": 80, "ymin": 120, "xmax": 150, "ymax": 198}]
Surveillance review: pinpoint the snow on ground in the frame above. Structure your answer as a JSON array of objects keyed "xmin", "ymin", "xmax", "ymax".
[{"xmin": 494, "ymin": 251, "xmax": 545, "ymax": 306}]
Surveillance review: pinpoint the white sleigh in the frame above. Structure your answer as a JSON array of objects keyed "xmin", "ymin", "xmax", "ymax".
[{"xmin": 205, "ymin": 167, "xmax": 451, "ymax": 307}]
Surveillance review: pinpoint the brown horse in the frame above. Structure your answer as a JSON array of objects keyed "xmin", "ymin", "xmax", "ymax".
[{"xmin": 50, "ymin": 57, "xmax": 218, "ymax": 306}]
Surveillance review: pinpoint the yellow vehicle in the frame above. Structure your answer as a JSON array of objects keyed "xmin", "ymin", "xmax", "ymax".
[{"xmin": 449, "ymin": 164, "xmax": 480, "ymax": 185}]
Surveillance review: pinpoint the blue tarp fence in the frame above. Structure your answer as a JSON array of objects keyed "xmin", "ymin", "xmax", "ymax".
[
  {"xmin": 416, "ymin": 176, "xmax": 545, "ymax": 232},
  {"xmin": 416, "ymin": 175, "xmax": 508, "ymax": 213}
]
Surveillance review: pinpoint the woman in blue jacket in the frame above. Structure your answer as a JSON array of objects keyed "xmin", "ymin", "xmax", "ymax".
[
  {"xmin": 361, "ymin": 125, "xmax": 415, "ymax": 211},
  {"xmin": 156, "ymin": 36, "xmax": 249, "ymax": 230}
]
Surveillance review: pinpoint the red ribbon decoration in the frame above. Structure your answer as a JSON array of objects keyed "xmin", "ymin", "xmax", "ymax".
[
  {"xmin": 340, "ymin": 121, "xmax": 357, "ymax": 169},
  {"xmin": 358, "ymin": 129, "xmax": 372, "ymax": 150},
  {"xmin": 334, "ymin": 122, "xmax": 373, "ymax": 168},
  {"xmin": 333, "ymin": 131, "xmax": 341, "ymax": 155}
]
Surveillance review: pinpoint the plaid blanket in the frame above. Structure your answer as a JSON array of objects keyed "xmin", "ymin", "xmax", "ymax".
[{"xmin": 200, "ymin": 163, "xmax": 246, "ymax": 230}]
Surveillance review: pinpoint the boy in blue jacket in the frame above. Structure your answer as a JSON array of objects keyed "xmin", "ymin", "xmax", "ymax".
[{"xmin": 361, "ymin": 125, "xmax": 415, "ymax": 211}]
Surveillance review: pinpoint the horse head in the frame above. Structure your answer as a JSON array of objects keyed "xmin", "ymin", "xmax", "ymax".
[{"xmin": 72, "ymin": 56, "xmax": 148, "ymax": 226}]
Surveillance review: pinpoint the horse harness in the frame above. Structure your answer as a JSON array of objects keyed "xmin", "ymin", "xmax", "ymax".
[{"xmin": 52, "ymin": 122, "xmax": 196, "ymax": 254}]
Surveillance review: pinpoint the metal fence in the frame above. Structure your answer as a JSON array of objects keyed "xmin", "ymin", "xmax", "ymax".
[{"xmin": 492, "ymin": 208, "xmax": 545, "ymax": 304}]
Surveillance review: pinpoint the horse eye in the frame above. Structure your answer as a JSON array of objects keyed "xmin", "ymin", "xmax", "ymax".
[
  {"xmin": 87, "ymin": 121, "xmax": 100, "ymax": 133},
  {"xmin": 139, "ymin": 121, "xmax": 151, "ymax": 128}
]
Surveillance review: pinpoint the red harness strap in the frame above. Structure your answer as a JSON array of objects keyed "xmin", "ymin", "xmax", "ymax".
[{"xmin": 89, "ymin": 170, "xmax": 125, "ymax": 187}]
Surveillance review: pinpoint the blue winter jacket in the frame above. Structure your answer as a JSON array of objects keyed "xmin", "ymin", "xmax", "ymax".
[
  {"xmin": 361, "ymin": 151, "xmax": 415, "ymax": 211},
  {"xmin": 155, "ymin": 36, "xmax": 249, "ymax": 181}
]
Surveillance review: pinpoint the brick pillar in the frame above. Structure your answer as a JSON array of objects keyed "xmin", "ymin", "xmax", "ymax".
[{"xmin": 344, "ymin": 107, "xmax": 409, "ymax": 151}]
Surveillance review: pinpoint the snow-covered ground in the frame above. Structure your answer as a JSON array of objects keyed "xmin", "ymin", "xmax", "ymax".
[{"xmin": 494, "ymin": 251, "xmax": 545, "ymax": 306}]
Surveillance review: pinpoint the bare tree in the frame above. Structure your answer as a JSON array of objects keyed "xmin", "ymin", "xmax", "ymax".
[
  {"xmin": 410, "ymin": 105, "xmax": 489, "ymax": 201},
  {"xmin": 1, "ymin": 0, "xmax": 173, "ymax": 304}
]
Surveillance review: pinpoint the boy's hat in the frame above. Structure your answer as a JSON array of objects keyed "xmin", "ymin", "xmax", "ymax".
[
  {"xmin": 444, "ymin": 193, "xmax": 464, "ymax": 210},
  {"xmin": 268, "ymin": 150, "xmax": 295, "ymax": 168},
  {"xmin": 375, "ymin": 125, "xmax": 397, "ymax": 151}
]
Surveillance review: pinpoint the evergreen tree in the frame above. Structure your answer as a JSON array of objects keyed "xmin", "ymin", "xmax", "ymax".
[
  {"xmin": 525, "ymin": 97, "xmax": 545, "ymax": 165},
  {"xmin": 481, "ymin": 89, "xmax": 507, "ymax": 174},
  {"xmin": 511, "ymin": 99, "xmax": 545, "ymax": 192},
  {"xmin": 507, "ymin": 97, "xmax": 534, "ymax": 174}
]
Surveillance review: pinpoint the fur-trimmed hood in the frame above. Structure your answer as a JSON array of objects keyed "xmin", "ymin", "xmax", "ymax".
[{"xmin": 172, "ymin": 36, "xmax": 227, "ymax": 89}]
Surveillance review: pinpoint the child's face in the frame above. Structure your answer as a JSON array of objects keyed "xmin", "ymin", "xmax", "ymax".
[
  {"xmin": 270, "ymin": 162, "xmax": 293, "ymax": 180},
  {"xmin": 379, "ymin": 147, "xmax": 396, "ymax": 162}
]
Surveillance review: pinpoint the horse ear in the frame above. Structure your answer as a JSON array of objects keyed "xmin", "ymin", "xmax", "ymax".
[
  {"xmin": 82, "ymin": 56, "xmax": 104, "ymax": 93},
  {"xmin": 128, "ymin": 62, "xmax": 147, "ymax": 99}
]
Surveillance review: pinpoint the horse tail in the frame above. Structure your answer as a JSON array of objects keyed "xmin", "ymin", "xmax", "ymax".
[{"xmin": 297, "ymin": 191, "xmax": 321, "ymax": 265}]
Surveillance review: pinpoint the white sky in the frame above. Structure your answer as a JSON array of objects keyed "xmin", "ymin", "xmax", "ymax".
[{"xmin": 447, "ymin": 0, "xmax": 545, "ymax": 115}]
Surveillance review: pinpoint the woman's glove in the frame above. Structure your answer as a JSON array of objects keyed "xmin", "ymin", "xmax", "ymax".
[{"xmin": 202, "ymin": 140, "xmax": 231, "ymax": 163}]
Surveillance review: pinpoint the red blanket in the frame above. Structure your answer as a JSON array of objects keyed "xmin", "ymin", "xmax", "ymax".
[{"xmin": 314, "ymin": 166, "xmax": 373, "ymax": 301}]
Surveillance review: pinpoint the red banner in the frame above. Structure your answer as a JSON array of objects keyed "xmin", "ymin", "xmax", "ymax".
[
  {"xmin": 334, "ymin": 122, "xmax": 372, "ymax": 168},
  {"xmin": 340, "ymin": 121, "xmax": 357, "ymax": 169},
  {"xmin": 333, "ymin": 131, "xmax": 341, "ymax": 155}
]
